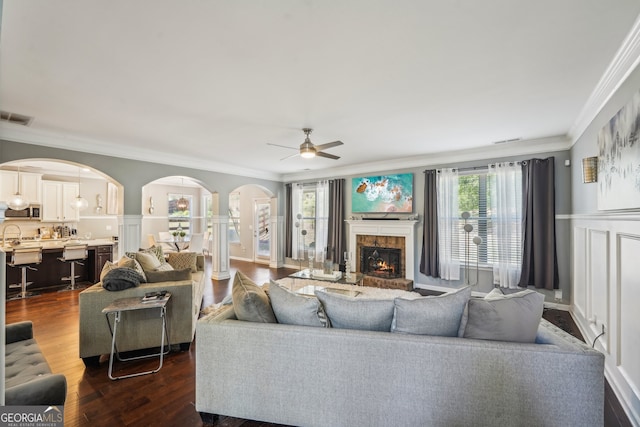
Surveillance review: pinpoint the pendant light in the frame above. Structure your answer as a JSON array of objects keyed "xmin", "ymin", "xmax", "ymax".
[
  {"xmin": 176, "ymin": 177, "xmax": 189, "ymax": 211},
  {"xmin": 7, "ymin": 166, "xmax": 30, "ymax": 210},
  {"xmin": 70, "ymin": 167, "xmax": 89, "ymax": 211}
]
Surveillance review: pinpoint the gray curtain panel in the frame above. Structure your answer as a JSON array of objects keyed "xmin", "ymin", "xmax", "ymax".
[
  {"xmin": 519, "ymin": 157, "xmax": 559, "ymax": 289},
  {"xmin": 420, "ymin": 169, "xmax": 439, "ymax": 277},
  {"xmin": 327, "ymin": 179, "xmax": 345, "ymax": 264},
  {"xmin": 285, "ymin": 183, "xmax": 293, "ymax": 258}
]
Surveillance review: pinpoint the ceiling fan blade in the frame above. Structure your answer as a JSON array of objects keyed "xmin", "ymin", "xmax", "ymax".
[
  {"xmin": 280, "ymin": 152, "xmax": 301, "ymax": 161},
  {"xmin": 314, "ymin": 140, "xmax": 343, "ymax": 151},
  {"xmin": 267, "ymin": 142, "xmax": 298, "ymax": 151},
  {"xmin": 316, "ymin": 151, "xmax": 340, "ymax": 160}
]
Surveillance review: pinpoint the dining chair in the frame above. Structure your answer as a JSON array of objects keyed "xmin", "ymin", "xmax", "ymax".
[{"xmin": 187, "ymin": 233, "xmax": 204, "ymax": 254}]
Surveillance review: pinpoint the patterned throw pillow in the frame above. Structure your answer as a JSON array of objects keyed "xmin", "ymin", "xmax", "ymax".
[
  {"xmin": 135, "ymin": 251, "xmax": 162, "ymax": 271},
  {"xmin": 141, "ymin": 245, "xmax": 165, "ymax": 264},
  {"xmin": 167, "ymin": 252, "xmax": 198, "ymax": 273}
]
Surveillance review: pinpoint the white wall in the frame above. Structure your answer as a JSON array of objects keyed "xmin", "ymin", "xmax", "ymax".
[{"xmin": 570, "ymin": 64, "xmax": 640, "ymax": 425}]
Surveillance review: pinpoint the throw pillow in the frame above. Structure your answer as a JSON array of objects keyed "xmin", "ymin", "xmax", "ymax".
[
  {"xmin": 145, "ymin": 268, "xmax": 192, "ymax": 283},
  {"xmin": 154, "ymin": 262, "xmax": 174, "ymax": 272},
  {"xmin": 135, "ymin": 251, "xmax": 162, "ymax": 271},
  {"xmin": 123, "ymin": 252, "xmax": 149, "ymax": 282},
  {"xmin": 315, "ymin": 290, "xmax": 395, "ymax": 331},
  {"xmin": 231, "ymin": 271, "xmax": 277, "ymax": 323},
  {"xmin": 167, "ymin": 251, "xmax": 198, "ymax": 273},
  {"xmin": 391, "ymin": 286, "xmax": 471, "ymax": 336},
  {"xmin": 99, "ymin": 260, "xmax": 118, "ymax": 283},
  {"xmin": 139, "ymin": 245, "xmax": 165, "ymax": 264},
  {"xmin": 268, "ymin": 280, "xmax": 326, "ymax": 327},
  {"xmin": 463, "ymin": 289, "xmax": 545, "ymax": 343},
  {"xmin": 102, "ymin": 267, "xmax": 142, "ymax": 291}
]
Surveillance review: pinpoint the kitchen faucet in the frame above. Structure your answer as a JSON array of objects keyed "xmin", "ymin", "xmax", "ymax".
[{"xmin": 2, "ymin": 224, "xmax": 22, "ymax": 246}]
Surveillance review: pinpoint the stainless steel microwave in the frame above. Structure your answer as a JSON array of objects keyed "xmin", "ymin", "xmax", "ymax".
[{"xmin": 5, "ymin": 205, "xmax": 41, "ymax": 220}]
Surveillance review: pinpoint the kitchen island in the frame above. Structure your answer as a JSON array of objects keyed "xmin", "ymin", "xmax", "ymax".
[{"xmin": 3, "ymin": 239, "xmax": 115, "ymax": 297}]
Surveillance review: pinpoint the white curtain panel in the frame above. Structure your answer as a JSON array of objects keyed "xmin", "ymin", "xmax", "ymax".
[
  {"xmin": 291, "ymin": 183, "xmax": 304, "ymax": 260},
  {"xmin": 490, "ymin": 162, "xmax": 523, "ymax": 288},
  {"xmin": 315, "ymin": 180, "xmax": 330, "ymax": 262},
  {"xmin": 437, "ymin": 168, "xmax": 460, "ymax": 280}
]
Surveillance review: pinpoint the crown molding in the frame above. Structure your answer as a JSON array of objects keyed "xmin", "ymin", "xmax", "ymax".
[
  {"xmin": 282, "ymin": 135, "xmax": 572, "ymax": 182},
  {"xmin": 568, "ymin": 14, "xmax": 640, "ymax": 144},
  {"xmin": 0, "ymin": 124, "xmax": 284, "ymax": 182}
]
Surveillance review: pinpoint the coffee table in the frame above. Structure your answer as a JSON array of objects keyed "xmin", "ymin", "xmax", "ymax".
[{"xmin": 289, "ymin": 269, "xmax": 364, "ymax": 285}]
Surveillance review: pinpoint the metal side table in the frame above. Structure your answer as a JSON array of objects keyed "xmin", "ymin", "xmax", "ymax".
[{"xmin": 102, "ymin": 293, "xmax": 171, "ymax": 380}]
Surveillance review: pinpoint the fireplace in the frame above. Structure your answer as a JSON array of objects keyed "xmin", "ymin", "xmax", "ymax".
[
  {"xmin": 361, "ymin": 246, "xmax": 402, "ymax": 279},
  {"xmin": 347, "ymin": 219, "xmax": 418, "ymax": 291}
]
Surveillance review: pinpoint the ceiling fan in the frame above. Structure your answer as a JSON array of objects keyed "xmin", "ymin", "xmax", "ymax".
[{"xmin": 268, "ymin": 128, "xmax": 343, "ymax": 160}]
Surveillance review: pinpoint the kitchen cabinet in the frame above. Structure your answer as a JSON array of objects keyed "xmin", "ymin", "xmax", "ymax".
[
  {"xmin": 0, "ymin": 171, "xmax": 42, "ymax": 204},
  {"xmin": 42, "ymin": 180, "xmax": 80, "ymax": 222},
  {"xmin": 90, "ymin": 245, "xmax": 113, "ymax": 283}
]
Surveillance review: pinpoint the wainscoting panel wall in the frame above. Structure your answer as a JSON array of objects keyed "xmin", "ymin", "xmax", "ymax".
[
  {"xmin": 588, "ymin": 229, "xmax": 610, "ymax": 352},
  {"xmin": 571, "ymin": 215, "xmax": 640, "ymax": 426},
  {"xmin": 572, "ymin": 227, "xmax": 587, "ymax": 320},
  {"xmin": 617, "ymin": 233, "xmax": 640, "ymax": 404}
]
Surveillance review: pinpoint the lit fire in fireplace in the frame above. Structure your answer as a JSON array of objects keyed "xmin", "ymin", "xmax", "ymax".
[{"xmin": 372, "ymin": 258, "xmax": 395, "ymax": 275}]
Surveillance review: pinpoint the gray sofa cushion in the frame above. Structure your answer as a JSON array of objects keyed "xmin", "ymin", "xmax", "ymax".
[
  {"xmin": 232, "ymin": 271, "xmax": 276, "ymax": 323},
  {"xmin": 268, "ymin": 280, "xmax": 325, "ymax": 327},
  {"xmin": 145, "ymin": 268, "xmax": 192, "ymax": 283},
  {"xmin": 392, "ymin": 285, "xmax": 471, "ymax": 336},
  {"xmin": 102, "ymin": 267, "xmax": 141, "ymax": 291},
  {"xmin": 463, "ymin": 288, "xmax": 544, "ymax": 342},
  {"xmin": 315, "ymin": 289, "xmax": 395, "ymax": 331}
]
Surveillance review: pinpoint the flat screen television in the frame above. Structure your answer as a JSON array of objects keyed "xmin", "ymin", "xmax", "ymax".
[{"xmin": 351, "ymin": 173, "xmax": 413, "ymax": 213}]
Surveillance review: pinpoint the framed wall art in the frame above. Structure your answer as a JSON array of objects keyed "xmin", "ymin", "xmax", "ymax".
[
  {"xmin": 351, "ymin": 173, "xmax": 413, "ymax": 213},
  {"xmin": 598, "ymin": 88, "xmax": 640, "ymax": 210}
]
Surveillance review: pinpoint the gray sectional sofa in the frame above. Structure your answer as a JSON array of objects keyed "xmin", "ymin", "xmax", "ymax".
[{"xmin": 196, "ymin": 302, "xmax": 605, "ymax": 427}]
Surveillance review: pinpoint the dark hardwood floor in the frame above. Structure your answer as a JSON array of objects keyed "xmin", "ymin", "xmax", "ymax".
[{"xmin": 4, "ymin": 259, "xmax": 631, "ymax": 426}]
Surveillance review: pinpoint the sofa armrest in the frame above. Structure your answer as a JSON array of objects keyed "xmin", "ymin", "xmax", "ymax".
[
  {"xmin": 4, "ymin": 373, "xmax": 67, "ymax": 406},
  {"xmin": 6, "ymin": 321, "xmax": 33, "ymax": 344}
]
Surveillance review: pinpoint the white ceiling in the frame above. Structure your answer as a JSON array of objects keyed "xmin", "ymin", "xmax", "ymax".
[{"xmin": 1, "ymin": 1, "xmax": 640, "ymax": 182}]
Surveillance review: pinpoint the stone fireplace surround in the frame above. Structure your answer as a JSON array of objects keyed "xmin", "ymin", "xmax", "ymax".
[{"xmin": 346, "ymin": 219, "xmax": 418, "ymax": 282}]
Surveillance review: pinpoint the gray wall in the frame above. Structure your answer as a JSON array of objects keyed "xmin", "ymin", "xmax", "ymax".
[{"xmin": 0, "ymin": 140, "xmax": 284, "ymax": 216}]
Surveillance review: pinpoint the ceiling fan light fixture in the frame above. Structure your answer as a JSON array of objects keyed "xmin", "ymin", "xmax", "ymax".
[{"xmin": 300, "ymin": 146, "xmax": 316, "ymax": 158}]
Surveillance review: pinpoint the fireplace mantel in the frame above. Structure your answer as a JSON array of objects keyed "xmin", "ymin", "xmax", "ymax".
[{"xmin": 346, "ymin": 219, "xmax": 418, "ymax": 280}]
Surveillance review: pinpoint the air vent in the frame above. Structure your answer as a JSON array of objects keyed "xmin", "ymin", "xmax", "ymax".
[
  {"xmin": 492, "ymin": 138, "xmax": 521, "ymax": 145},
  {"xmin": 0, "ymin": 111, "xmax": 34, "ymax": 126}
]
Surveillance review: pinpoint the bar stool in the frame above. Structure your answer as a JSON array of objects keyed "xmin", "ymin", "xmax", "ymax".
[
  {"xmin": 8, "ymin": 246, "xmax": 43, "ymax": 300},
  {"xmin": 58, "ymin": 243, "xmax": 88, "ymax": 291}
]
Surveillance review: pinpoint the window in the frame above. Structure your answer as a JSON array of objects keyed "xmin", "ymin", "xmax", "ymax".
[
  {"xmin": 203, "ymin": 194, "xmax": 213, "ymax": 234},
  {"xmin": 299, "ymin": 188, "xmax": 316, "ymax": 251},
  {"xmin": 228, "ymin": 192, "xmax": 240, "ymax": 243},
  {"xmin": 168, "ymin": 193, "xmax": 192, "ymax": 234},
  {"xmin": 455, "ymin": 171, "xmax": 522, "ymax": 266}
]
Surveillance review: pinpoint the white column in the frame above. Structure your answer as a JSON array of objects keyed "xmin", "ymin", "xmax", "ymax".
[
  {"xmin": 270, "ymin": 215, "xmax": 284, "ymax": 268},
  {"xmin": 120, "ymin": 215, "xmax": 142, "ymax": 257},
  {"xmin": 211, "ymin": 215, "xmax": 230, "ymax": 280}
]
